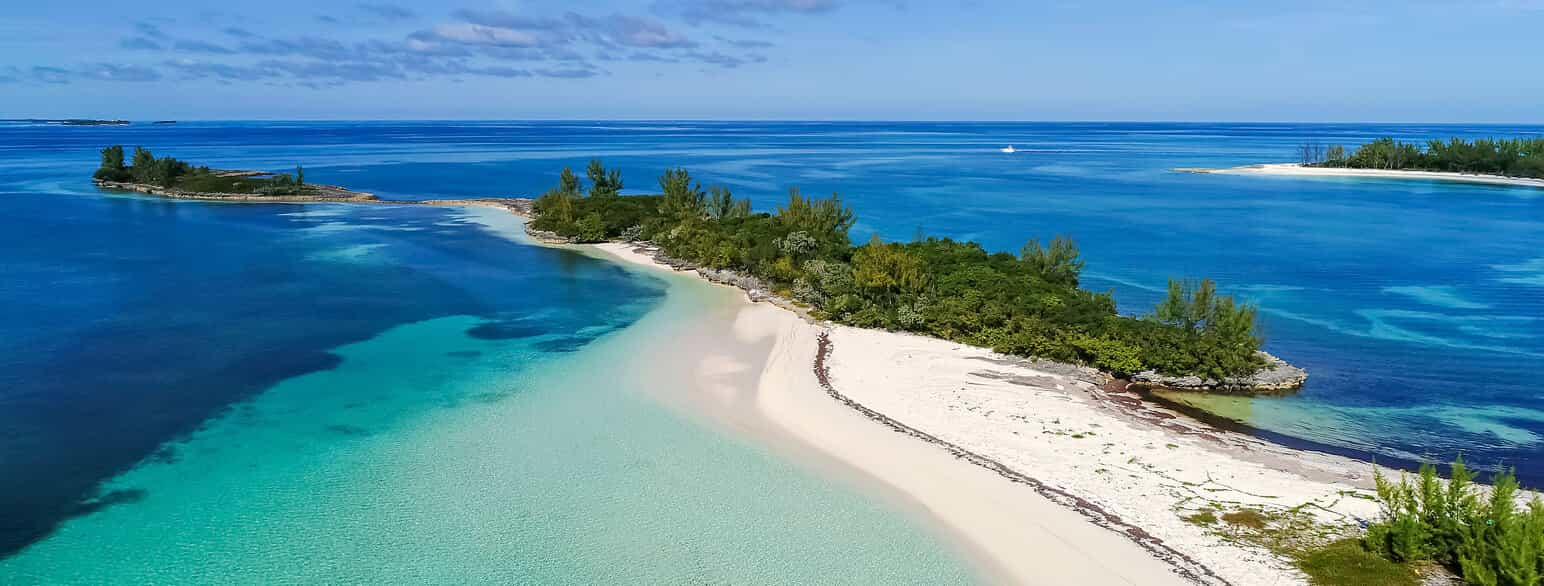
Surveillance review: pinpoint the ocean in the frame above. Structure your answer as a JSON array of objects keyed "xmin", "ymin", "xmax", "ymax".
[{"xmin": 1, "ymin": 120, "xmax": 1541, "ymax": 579}]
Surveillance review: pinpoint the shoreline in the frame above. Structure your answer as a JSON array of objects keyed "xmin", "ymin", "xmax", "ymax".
[
  {"xmin": 90, "ymin": 179, "xmax": 1391, "ymax": 584},
  {"xmin": 1179, "ymin": 162, "xmax": 1544, "ymax": 189},
  {"xmin": 580, "ymin": 240, "xmax": 1202, "ymax": 585},
  {"xmin": 575, "ymin": 239, "xmax": 1389, "ymax": 586}
]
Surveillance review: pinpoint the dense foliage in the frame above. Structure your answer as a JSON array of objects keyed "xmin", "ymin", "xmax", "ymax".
[
  {"xmin": 531, "ymin": 161, "xmax": 1265, "ymax": 378},
  {"xmin": 1368, "ymin": 459, "xmax": 1544, "ymax": 586},
  {"xmin": 94, "ymin": 145, "xmax": 308, "ymax": 195},
  {"xmin": 1305, "ymin": 137, "xmax": 1544, "ymax": 178}
]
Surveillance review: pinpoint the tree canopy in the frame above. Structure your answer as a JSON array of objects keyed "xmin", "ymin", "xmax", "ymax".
[
  {"xmin": 530, "ymin": 161, "xmax": 1266, "ymax": 379},
  {"xmin": 1309, "ymin": 136, "xmax": 1544, "ymax": 178},
  {"xmin": 92, "ymin": 145, "xmax": 310, "ymax": 195}
]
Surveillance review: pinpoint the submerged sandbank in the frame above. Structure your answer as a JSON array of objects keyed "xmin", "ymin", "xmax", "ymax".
[{"xmin": 1180, "ymin": 162, "xmax": 1544, "ymax": 189}]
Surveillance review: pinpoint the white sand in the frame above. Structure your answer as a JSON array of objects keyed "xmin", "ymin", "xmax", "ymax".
[
  {"xmin": 586, "ymin": 242, "xmax": 1384, "ymax": 585},
  {"xmin": 453, "ymin": 218, "xmax": 1385, "ymax": 586},
  {"xmin": 1195, "ymin": 162, "xmax": 1544, "ymax": 189}
]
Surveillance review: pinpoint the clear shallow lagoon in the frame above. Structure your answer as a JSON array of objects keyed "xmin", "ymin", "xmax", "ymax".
[
  {"xmin": 1, "ymin": 120, "xmax": 1542, "ymax": 575},
  {"xmin": 0, "ymin": 170, "xmax": 978, "ymax": 580}
]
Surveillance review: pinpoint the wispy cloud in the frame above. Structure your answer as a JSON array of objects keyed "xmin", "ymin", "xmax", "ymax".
[
  {"xmin": 669, "ymin": 0, "xmax": 841, "ymax": 27},
  {"xmin": 19, "ymin": 63, "xmax": 162, "ymax": 84},
  {"xmin": 358, "ymin": 2, "xmax": 416, "ymax": 21},
  {"xmin": 714, "ymin": 35, "xmax": 775, "ymax": 49},
  {"xmin": 120, "ymin": 37, "xmax": 163, "ymax": 51},
  {"xmin": 172, "ymin": 40, "xmax": 236, "ymax": 54},
  {"xmin": 20, "ymin": 6, "xmax": 776, "ymax": 88}
]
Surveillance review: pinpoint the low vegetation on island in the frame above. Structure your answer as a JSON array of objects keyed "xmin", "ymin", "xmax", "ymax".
[
  {"xmin": 531, "ymin": 160, "xmax": 1265, "ymax": 380},
  {"xmin": 1208, "ymin": 457, "xmax": 1544, "ymax": 586},
  {"xmin": 1362, "ymin": 459, "xmax": 1543, "ymax": 586},
  {"xmin": 94, "ymin": 145, "xmax": 310, "ymax": 196},
  {"xmin": 1298, "ymin": 136, "xmax": 1544, "ymax": 179}
]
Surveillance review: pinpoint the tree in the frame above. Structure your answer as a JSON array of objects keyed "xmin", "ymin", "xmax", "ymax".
[
  {"xmin": 1021, "ymin": 235, "xmax": 1084, "ymax": 287},
  {"xmin": 852, "ymin": 235, "xmax": 929, "ymax": 297},
  {"xmin": 587, "ymin": 159, "xmax": 622, "ymax": 197},
  {"xmin": 1325, "ymin": 144, "xmax": 1346, "ymax": 165},
  {"xmin": 707, "ymin": 185, "xmax": 749, "ymax": 219},
  {"xmin": 776, "ymin": 187, "xmax": 855, "ymax": 247},
  {"xmin": 296, "ymin": 165, "xmax": 305, "ymax": 187},
  {"xmin": 130, "ymin": 146, "xmax": 155, "ymax": 183},
  {"xmin": 658, "ymin": 167, "xmax": 705, "ymax": 220},
  {"xmin": 1152, "ymin": 278, "xmax": 1262, "ymax": 378},
  {"xmin": 559, "ymin": 166, "xmax": 581, "ymax": 195},
  {"xmin": 94, "ymin": 145, "xmax": 128, "ymax": 181}
]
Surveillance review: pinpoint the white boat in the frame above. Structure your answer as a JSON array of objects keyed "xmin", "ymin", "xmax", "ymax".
[{"xmin": 1000, "ymin": 145, "xmax": 1016, "ymax": 153}]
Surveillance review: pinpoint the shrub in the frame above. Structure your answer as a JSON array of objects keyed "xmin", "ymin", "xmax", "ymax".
[{"xmin": 1366, "ymin": 459, "xmax": 1544, "ymax": 586}]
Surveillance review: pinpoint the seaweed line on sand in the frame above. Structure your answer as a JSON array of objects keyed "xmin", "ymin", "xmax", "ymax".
[{"xmin": 812, "ymin": 330, "xmax": 1232, "ymax": 586}]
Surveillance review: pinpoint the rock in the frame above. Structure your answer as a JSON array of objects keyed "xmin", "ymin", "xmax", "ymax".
[{"xmin": 1130, "ymin": 352, "xmax": 1307, "ymax": 395}]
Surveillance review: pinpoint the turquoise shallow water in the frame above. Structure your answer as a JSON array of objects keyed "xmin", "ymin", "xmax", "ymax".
[
  {"xmin": 0, "ymin": 207, "xmax": 978, "ymax": 582},
  {"xmin": 3, "ymin": 119, "xmax": 1544, "ymax": 577}
]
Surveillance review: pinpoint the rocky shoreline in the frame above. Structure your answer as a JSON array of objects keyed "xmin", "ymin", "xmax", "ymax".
[
  {"xmin": 1130, "ymin": 352, "xmax": 1308, "ymax": 395},
  {"xmin": 94, "ymin": 178, "xmax": 379, "ymax": 203}
]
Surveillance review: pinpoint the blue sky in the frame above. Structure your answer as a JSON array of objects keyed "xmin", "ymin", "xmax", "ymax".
[{"xmin": 3, "ymin": 0, "xmax": 1543, "ymax": 121}]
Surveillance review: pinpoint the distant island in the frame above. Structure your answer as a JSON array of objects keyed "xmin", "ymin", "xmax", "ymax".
[
  {"xmin": 91, "ymin": 145, "xmax": 376, "ymax": 202},
  {"xmin": 1179, "ymin": 136, "xmax": 1544, "ymax": 189},
  {"xmin": 1, "ymin": 119, "xmax": 131, "ymax": 126},
  {"xmin": 58, "ymin": 119, "xmax": 130, "ymax": 126},
  {"xmin": 525, "ymin": 161, "xmax": 1302, "ymax": 390}
]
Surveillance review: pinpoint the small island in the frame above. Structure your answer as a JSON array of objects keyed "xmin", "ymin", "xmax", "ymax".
[
  {"xmin": 1, "ymin": 118, "xmax": 131, "ymax": 126},
  {"xmin": 85, "ymin": 149, "xmax": 1304, "ymax": 393},
  {"xmin": 524, "ymin": 161, "xmax": 1304, "ymax": 393},
  {"xmin": 1180, "ymin": 135, "xmax": 1544, "ymax": 189},
  {"xmin": 92, "ymin": 145, "xmax": 377, "ymax": 202}
]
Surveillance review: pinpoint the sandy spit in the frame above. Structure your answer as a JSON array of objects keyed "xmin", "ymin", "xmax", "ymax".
[
  {"xmin": 579, "ymin": 241, "xmax": 1396, "ymax": 586},
  {"xmin": 1183, "ymin": 162, "xmax": 1544, "ymax": 189}
]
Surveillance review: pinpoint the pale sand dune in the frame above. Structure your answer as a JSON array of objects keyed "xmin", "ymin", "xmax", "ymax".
[{"xmin": 1195, "ymin": 162, "xmax": 1544, "ymax": 189}]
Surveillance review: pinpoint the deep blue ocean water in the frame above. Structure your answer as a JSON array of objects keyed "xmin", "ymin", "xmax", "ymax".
[{"xmin": 1, "ymin": 120, "xmax": 1542, "ymax": 573}]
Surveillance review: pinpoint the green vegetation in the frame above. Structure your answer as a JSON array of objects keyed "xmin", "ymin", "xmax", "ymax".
[
  {"xmin": 1184, "ymin": 510, "xmax": 1219, "ymax": 526},
  {"xmin": 531, "ymin": 161, "xmax": 1266, "ymax": 379},
  {"xmin": 1366, "ymin": 458, "xmax": 1544, "ymax": 586},
  {"xmin": 1175, "ymin": 459, "xmax": 1543, "ymax": 586},
  {"xmin": 1296, "ymin": 539, "xmax": 1419, "ymax": 586},
  {"xmin": 1222, "ymin": 508, "xmax": 1270, "ymax": 531},
  {"xmin": 94, "ymin": 145, "xmax": 309, "ymax": 195},
  {"xmin": 1181, "ymin": 502, "xmax": 1421, "ymax": 586},
  {"xmin": 1301, "ymin": 136, "xmax": 1544, "ymax": 179}
]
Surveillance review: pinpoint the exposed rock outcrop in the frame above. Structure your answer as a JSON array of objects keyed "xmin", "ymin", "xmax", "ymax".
[{"xmin": 1129, "ymin": 352, "xmax": 1307, "ymax": 395}]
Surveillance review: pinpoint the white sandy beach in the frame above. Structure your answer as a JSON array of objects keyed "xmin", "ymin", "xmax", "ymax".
[
  {"xmin": 581, "ymin": 241, "xmax": 1388, "ymax": 586},
  {"xmin": 1193, "ymin": 162, "xmax": 1544, "ymax": 189}
]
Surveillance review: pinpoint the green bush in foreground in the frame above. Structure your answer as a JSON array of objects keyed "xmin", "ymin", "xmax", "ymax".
[
  {"xmin": 530, "ymin": 161, "xmax": 1268, "ymax": 379},
  {"xmin": 1368, "ymin": 458, "xmax": 1544, "ymax": 586}
]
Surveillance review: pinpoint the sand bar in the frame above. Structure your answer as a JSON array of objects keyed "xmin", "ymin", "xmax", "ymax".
[
  {"xmin": 577, "ymin": 240, "xmax": 1395, "ymax": 586},
  {"xmin": 1182, "ymin": 162, "xmax": 1544, "ymax": 189}
]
